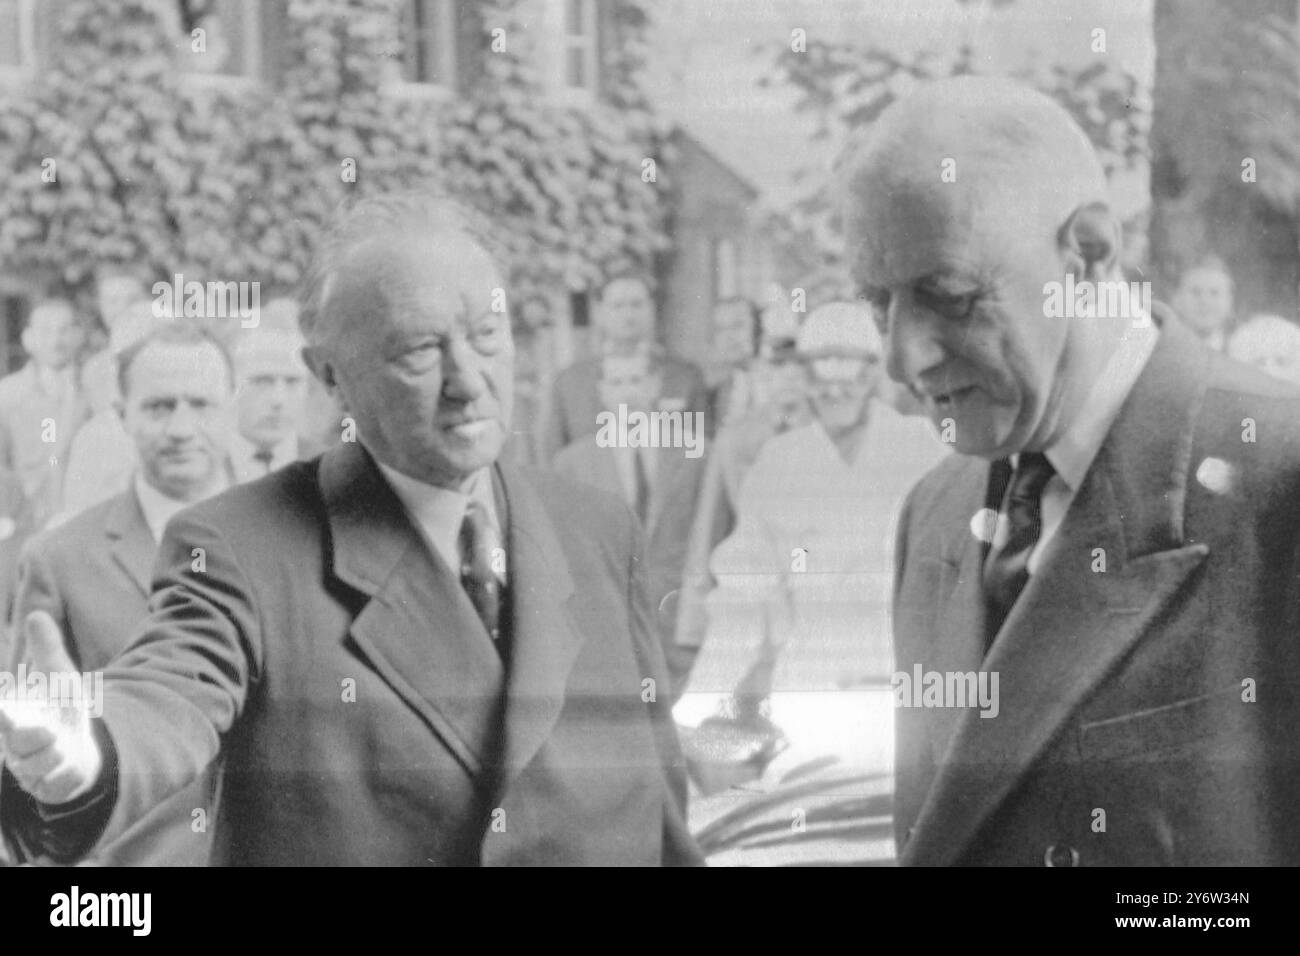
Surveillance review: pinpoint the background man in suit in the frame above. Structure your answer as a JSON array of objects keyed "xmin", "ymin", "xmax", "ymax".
[
  {"xmin": 0, "ymin": 299, "xmax": 88, "ymax": 530},
  {"xmin": 0, "ymin": 193, "xmax": 700, "ymax": 867},
  {"xmin": 4, "ymin": 322, "xmax": 235, "ymax": 865},
  {"xmin": 552, "ymin": 353, "xmax": 706, "ymax": 682},
  {"xmin": 228, "ymin": 321, "xmax": 313, "ymax": 481},
  {"xmin": 539, "ymin": 272, "xmax": 707, "ymax": 465},
  {"xmin": 1171, "ymin": 255, "xmax": 1235, "ymax": 351},
  {"xmin": 842, "ymin": 76, "xmax": 1300, "ymax": 866}
]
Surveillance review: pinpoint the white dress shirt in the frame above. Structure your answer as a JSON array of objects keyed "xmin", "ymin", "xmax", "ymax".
[
  {"xmin": 994, "ymin": 324, "xmax": 1160, "ymax": 574},
  {"xmin": 376, "ymin": 461, "xmax": 505, "ymax": 584},
  {"xmin": 133, "ymin": 472, "xmax": 228, "ymax": 544}
]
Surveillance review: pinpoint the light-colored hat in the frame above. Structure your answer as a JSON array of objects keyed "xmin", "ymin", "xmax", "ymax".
[{"xmin": 796, "ymin": 301, "xmax": 881, "ymax": 358}]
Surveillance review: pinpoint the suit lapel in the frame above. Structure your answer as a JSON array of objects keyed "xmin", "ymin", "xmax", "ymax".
[
  {"xmin": 904, "ymin": 318, "xmax": 1213, "ymax": 865},
  {"xmin": 320, "ymin": 442, "xmax": 505, "ymax": 778},
  {"xmin": 495, "ymin": 461, "xmax": 587, "ymax": 787},
  {"xmin": 105, "ymin": 488, "xmax": 155, "ymax": 597}
]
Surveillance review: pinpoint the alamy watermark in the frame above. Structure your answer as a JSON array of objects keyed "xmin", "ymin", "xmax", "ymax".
[
  {"xmin": 595, "ymin": 404, "xmax": 704, "ymax": 459},
  {"xmin": 0, "ymin": 664, "xmax": 104, "ymax": 718},
  {"xmin": 1043, "ymin": 275, "xmax": 1152, "ymax": 322},
  {"xmin": 152, "ymin": 273, "xmax": 261, "ymax": 327},
  {"xmin": 892, "ymin": 664, "xmax": 999, "ymax": 718}
]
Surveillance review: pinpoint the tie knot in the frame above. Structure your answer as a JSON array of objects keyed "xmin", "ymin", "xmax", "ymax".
[{"xmin": 1010, "ymin": 452, "xmax": 1055, "ymax": 500}]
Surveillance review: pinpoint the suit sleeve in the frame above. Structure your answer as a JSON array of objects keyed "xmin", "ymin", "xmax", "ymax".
[
  {"xmin": 3, "ymin": 510, "xmax": 262, "ymax": 862},
  {"xmin": 625, "ymin": 509, "xmax": 705, "ymax": 866}
]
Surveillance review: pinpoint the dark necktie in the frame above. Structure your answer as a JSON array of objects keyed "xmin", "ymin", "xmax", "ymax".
[
  {"xmin": 982, "ymin": 452, "xmax": 1056, "ymax": 645},
  {"xmin": 632, "ymin": 449, "xmax": 650, "ymax": 524},
  {"xmin": 253, "ymin": 448, "xmax": 275, "ymax": 474},
  {"xmin": 459, "ymin": 499, "xmax": 502, "ymax": 643}
]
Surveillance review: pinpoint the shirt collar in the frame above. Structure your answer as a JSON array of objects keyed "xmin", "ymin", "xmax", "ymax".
[
  {"xmin": 230, "ymin": 431, "xmax": 299, "ymax": 470},
  {"xmin": 1032, "ymin": 323, "xmax": 1160, "ymax": 492},
  {"xmin": 133, "ymin": 471, "xmax": 227, "ymax": 543},
  {"xmin": 375, "ymin": 460, "xmax": 500, "ymax": 575}
]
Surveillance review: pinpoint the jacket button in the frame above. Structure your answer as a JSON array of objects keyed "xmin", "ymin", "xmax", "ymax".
[{"xmin": 1044, "ymin": 844, "xmax": 1079, "ymax": 867}]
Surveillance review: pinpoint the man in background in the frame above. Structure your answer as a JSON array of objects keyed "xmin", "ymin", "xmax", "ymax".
[
  {"xmin": 539, "ymin": 272, "xmax": 706, "ymax": 465},
  {"xmin": 4, "ymin": 322, "xmax": 235, "ymax": 865},
  {"xmin": 1172, "ymin": 255, "xmax": 1235, "ymax": 351},
  {"xmin": 228, "ymin": 322, "xmax": 314, "ymax": 482},
  {"xmin": 0, "ymin": 299, "xmax": 88, "ymax": 530},
  {"xmin": 553, "ymin": 353, "xmax": 706, "ymax": 670}
]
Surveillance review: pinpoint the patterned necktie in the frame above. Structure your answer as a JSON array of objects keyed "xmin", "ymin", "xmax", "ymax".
[
  {"xmin": 459, "ymin": 499, "xmax": 502, "ymax": 643},
  {"xmin": 983, "ymin": 452, "xmax": 1056, "ymax": 645}
]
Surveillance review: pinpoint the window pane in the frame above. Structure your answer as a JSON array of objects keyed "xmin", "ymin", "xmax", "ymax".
[
  {"xmin": 403, "ymin": 0, "xmax": 453, "ymax": 85},
  {"xmin": 0, "ymin": 1, "xmax": 23, "ymax": 68},
  {"xmin": 566, "ymin": 48, "xmax": 587, "ymax": 89},
  {"xmin": 565, "ymin": 0, "xmax": 586, "ymax": 35}
]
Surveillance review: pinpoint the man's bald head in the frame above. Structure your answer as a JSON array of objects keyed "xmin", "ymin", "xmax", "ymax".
[
  {"xmin": 839, "ymin": 76, "xmax": 1130, "ymax": 460},
  {"xmin": 843, "ymin": 76, "xmax": 1110, "ymax": 286}
]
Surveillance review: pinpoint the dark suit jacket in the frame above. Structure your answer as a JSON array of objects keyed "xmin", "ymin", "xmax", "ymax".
[
  {"xmin": 3, "ymin": 442, "xmax": 701, "ymax": 866},
  {"xmin": 892, "ymin": 314, "xmax": 1300, "ymax": 866},
  {"xmin": 4, "ymin": 488, "xmax": 219, "ymax": 866},
  {"xmin": 539, "ymin": 354, "xmax": 707, "ymax": 466},
  {"xmin": 552, "ymin": 435, "xmax": 706, "ymax": 683}
]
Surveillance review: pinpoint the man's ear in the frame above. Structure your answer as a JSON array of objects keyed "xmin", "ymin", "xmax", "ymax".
[
  {"xmin": 301, "ymin": 345, "xmax": 336, "ymax": 393},
  {"xmin": 1057, "ymin": 202, "xmax": 1121, "ymax": 280}
]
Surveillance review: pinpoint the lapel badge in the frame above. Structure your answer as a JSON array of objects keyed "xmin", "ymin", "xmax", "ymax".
[
  {"xmin": 1195, "ymin": 456, "xmax": 1235, "ymax": 496},
  {"xmin": 969, "ymin": 507, "xmax": 998, "ymax": 544}
]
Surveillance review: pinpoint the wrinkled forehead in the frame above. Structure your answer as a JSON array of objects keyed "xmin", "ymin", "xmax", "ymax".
[
  {"xmin": 325, "ymin": 230, "xmax": 503, "ymax": 342},
  {"xmin": 845, "ymin": 176, "xmax": 988, "ymax": 288}
]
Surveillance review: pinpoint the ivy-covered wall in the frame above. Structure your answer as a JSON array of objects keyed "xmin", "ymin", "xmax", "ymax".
[{"xmin": 0, "ymin": 0, "xmax": 669, "ymax": 334}]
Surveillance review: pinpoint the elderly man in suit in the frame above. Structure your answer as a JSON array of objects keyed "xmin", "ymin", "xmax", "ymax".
[
  {"xmin": 539, "ymin": 272, "xmax": 707, "ymax": 466},
  {"xmin": 553, "ymin": 352, "xmax": 706, "ymax": 678},
  {"xmin": 0, "ymin": 194, "xmax": 700, "ymax": 867},
  {"xmin": 842, "ymin": 76, "xmax": 1300, "ymax": 867},
  {"xmin": 4, "ymin": 322, "xmax": 235, "ymax": 865}
]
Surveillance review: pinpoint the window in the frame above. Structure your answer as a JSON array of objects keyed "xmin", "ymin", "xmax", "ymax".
[
  {"xmin": 0, "ymin": 0, "xmax": 36, "ymax": 78},
  {"xmin": 179, "ymin": 0, "xmax": 262, "ymax": 82},
  {"xmin": 563, "ymin": 0, "xmax": 598, "ymax": 94},
  {"xmin": 400, "ymin": 0, "xmax": 457, "ymax": 88}
]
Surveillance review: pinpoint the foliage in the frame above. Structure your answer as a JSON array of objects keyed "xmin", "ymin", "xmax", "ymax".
[
  {"xmin": 0, "ymin": 0, "xmax": 668, "ymax": 328},
  {"xmin": 761, "ymin": 32, "xmax": 1152, "ymax": 294}
]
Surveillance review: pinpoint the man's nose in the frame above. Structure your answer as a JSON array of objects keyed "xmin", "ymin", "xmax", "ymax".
[
  {"xmin": 165, "ymin": 402, "xmax": 201, "ymax": 437},
  {"xmin": 885, "ymin": 298, "xmax": 946, "ymax": 387},
  {"xmin": 442, "ymin": 338, "xmax": 488, "ymax": 402}
]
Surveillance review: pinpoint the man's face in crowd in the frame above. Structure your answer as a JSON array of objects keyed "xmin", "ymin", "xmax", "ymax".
[
  {"xmin": 25, "ymin": 303, "xmax": 85, "ymax": 372},
  {"xmin": 235, "ymin": 333, "xmax": 309, "ymax": 452},
  {"xmin": 849, "ymin": 181, "xmax": 1077, "ymax": 458},
  {"xmin": 712, "ymin": 302, "xmax": 754, "ymax": 367},
  {"xmin": 598, "ymin": 356, "xmax": 660, "ymax": 412},
  {"xmin": 123, "ymin": 341, "xmax": 234, "ymax": 501},
  {"xmin": 1174, "ymin": 267, "xmax": 1233, "ymax": 339},
  {"xmin": 805, "ymin": 353, "xmax": 880, "ymax": 438},
  {"xmin": 311, "ymin": 231, "xmax": 515, "ymax": 489},
  {"xmin": 598, "ymin": 278, "xmax": 655, "ymax": 347},
  {"xmin": 97, "ymin": 274, "xmax": 146, "ymax": 330}
]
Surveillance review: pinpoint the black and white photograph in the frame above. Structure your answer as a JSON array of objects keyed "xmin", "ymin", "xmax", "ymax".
[{"xmin": 0, "ymin": 0, "xmax": 1294, "ymax": 909}]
